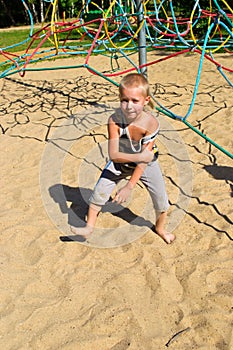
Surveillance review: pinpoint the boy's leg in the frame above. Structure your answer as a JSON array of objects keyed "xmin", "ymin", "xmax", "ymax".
[
  {"xmin": 70, "ymin": 203, "xmax": 101, "ymax": 237},
  {"xmin": 140, "ymin": 161, "xmax": 175, "ymax": 244},
  {"xmin": 70, "ymin": 172, "xmax": 117, "ymax": 238},
  {"xmin": 155, "ymin": 211, "xmax": 175, "ymax": 244}
]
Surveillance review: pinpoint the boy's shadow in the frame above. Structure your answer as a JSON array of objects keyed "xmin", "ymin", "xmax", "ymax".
[
  {"xmin": 203, "ymin": 165, "xmax": 233, "ymax": 197},
  {"xmin": 49, "ymin": 184, "xmax": 154, "ymax": 242}
]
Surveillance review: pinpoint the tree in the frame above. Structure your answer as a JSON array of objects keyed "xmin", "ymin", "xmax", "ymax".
[
  {"xmin": 0, "ymin": 0, "xmax": 16, "ymax": 27},
  {"xmin": 28, "ymin": 0, "xmax": 39, "ymax": 23}
]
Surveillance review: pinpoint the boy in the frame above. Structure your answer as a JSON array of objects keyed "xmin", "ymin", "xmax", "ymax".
[{"xmin": 71, "ymin": 73, "xmax": 175, "ymax": 244}]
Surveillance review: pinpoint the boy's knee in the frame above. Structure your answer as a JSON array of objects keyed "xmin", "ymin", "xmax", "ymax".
[
  {"xmin": 89, "ymin": 187, "xmax": 110, "ymax": 206},
  {"xmin": 89, "ymin": 203, "xmax": 102, "ymax": 212}
]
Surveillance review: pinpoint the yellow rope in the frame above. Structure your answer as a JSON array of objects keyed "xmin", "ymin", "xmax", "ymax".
[{"xmin": 103, "ymin": 0, "xmax": 147, "ymax": 49}]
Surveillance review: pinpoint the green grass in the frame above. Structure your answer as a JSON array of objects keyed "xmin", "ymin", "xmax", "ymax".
[
  {"xmin": 0, "ymin": 25, "xmax": 116, "ymax": 74},
  {"xmin": 0, "ymin": 28, "xmax": 92, "ymax": 52},
  {"xmin": 0, "ymin": 29, "xmax": 32, "ymax": 50},
  {"xmin": 0, "ymin": 27, "xmax": 85, "ymax": 74}
]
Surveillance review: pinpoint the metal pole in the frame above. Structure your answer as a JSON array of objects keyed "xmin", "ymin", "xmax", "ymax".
[{"xmin": 136, "ymin": 0, "xmax": 147, "ymax": 77}]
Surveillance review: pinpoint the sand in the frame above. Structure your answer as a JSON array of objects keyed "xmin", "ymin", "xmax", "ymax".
[{"xmin": 0, "ymin": 51, "xmax": 232, "ymax": 349}]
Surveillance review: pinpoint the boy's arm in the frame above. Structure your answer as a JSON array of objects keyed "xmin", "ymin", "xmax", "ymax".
[
  {"xmin": 113, "ymin": 142, "xmax": 154, "ymax": 204},
  {"xmin": 108, "ymin": 113, "xmax": 156, "ymax": 204},
  {"xmin": 108, "ymin": 116, "xmax": 154, "ymax": 164}
]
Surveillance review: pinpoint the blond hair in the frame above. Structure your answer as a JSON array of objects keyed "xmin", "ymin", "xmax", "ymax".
[{"xmin": 119, "ymin": 73, "xmax": 150, "ymax": 97}]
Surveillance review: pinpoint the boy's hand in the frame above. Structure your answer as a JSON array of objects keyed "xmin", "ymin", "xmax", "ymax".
[
  {"xmin": 140, "ymin": 144, "xmax": 154, "ymax": 163},
  {"xmin": 113, "ymin": 183, "xmax": 133, "ymax": 204}
]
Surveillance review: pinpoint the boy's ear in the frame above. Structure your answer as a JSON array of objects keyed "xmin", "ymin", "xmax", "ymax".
[{"xmin": 145, "ymin": 96, "xmax": 151, "ymax": 105}]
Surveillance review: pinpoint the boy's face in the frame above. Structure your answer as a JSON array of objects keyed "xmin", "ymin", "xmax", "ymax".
[{"xmin": 120, "ymin": 86, "xmax": 150, "ymax": 122}]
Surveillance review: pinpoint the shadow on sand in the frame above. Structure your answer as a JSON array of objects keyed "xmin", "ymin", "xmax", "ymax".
[{"xmin": 49, "ymin": 184, "xmax": 154, "ymax": 242}]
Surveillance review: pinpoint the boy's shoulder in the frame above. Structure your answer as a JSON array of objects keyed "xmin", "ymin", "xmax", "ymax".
[
  {"xmin": 143, "ymin": 110, "xmax": 160, "ymax": 132},
  {"xmin": 144, "ymin": 109, "xmax": 159, "ymax": 122},
  {"xmin": 108, "ymin": 108, "xmax": 123, "ymax": 124},
  {"xmin": 144, "ymin": 109, "xmax": 159, "ymax": 120}
]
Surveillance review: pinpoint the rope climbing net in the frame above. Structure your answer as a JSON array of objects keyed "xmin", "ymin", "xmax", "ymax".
[{"xmin": 0, "ymin": 0, "xmax": 232, "ymax": 158}]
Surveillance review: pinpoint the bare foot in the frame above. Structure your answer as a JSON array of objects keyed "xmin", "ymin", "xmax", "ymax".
[
  {"xmin": 70, "ymin": 225, "xmax": 93, "ymax": 239},
  {"xmin": 155, "ymin": 229, "xmax": 176, "ymax": 244}
]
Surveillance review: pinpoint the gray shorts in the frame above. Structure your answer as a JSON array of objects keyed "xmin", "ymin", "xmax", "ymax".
[{"xmin": 90, "ymin": 160, "xmax": 169, "ymax": 212}]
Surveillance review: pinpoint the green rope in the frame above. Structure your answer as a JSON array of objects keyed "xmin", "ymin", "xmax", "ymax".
[
  {"xmin": 156, "ymin": 107, "xmax": 233, "ymax": 159},
  {"xmin": 85, "ymin": 64, "xmax": 120, "ymax": 87},
  {"xmin": 2, "ymin": 59, "xmax": 232, "ymax": 160}
]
